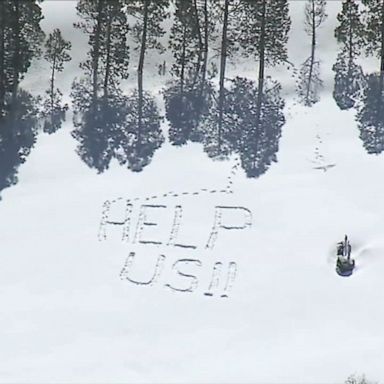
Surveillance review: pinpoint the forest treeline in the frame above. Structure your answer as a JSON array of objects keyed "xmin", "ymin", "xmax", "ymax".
[{"xmin": 0, "ymin": 0, "xmax": 384, "ymax": 198}]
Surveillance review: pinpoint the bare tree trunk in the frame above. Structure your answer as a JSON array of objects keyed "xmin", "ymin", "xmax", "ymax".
[
  {"xmin": 347, "ymin": 0, "xmax": 354, "ymax": 99},
  {"xmin": 0, "ymin": 0, "xmax": 5, "ymax": 115},
  {"xmin": 251, "ymin": 0, "xmax": 267, "ymax": 168},
  {"xmin": 138, "ymin": 0, "xmax": 149, "ymax": 145},
  {"xmin": 305, "ymin": 0, "xmax": 316, "ymax": 105},
  {"xmin": 10, "ymin": 0, "xmax": 20, "ymax": 122},
  {"xmin": 103, "ymin": 9, "xmax": 112, "ymax": 100},
  {"xmin": 196, "ymin": 0, "xmax": 209, "ymax": 122},
  {"xmin": 92, "ymin": 0, "xmax": 103, "ymax": 104},
  {"xmin": 50, "ymin": 46, "xmax": 56, "ymax": 112},
  {"xmin": 379, "ymin": 0, "xmax": 384, "ymax": 97},
  {"xmin": 180, "ymin": 25, "xmax": 187, "ymax": 95},
  {"xmin": 197, "ymin": 0, "xmax": 209, "ymax": 101},
  {"xmin": 191, "ymin": 0, "xmax": 203, "ymax": 87},
  {"xmin": 376, "ymin": 0, "xmax": 384, "ymax": 150},
  {"xmin": 202, "ymin": 0, "xmax": 209, "ymax": 84},
  {"xmin": 348, "ymin": 0, "xmax": 353, "ymax": 61},
  {"xmin": 193, "ymin": 0, "xmax": 203, "ymax": 73},
  {"xmin": 256, "ymin": 0, "xmax": 266, "ymax": 128},
  {"xmin": 218, "ymin": 0, "xmax": 229, "ymax": 154}
]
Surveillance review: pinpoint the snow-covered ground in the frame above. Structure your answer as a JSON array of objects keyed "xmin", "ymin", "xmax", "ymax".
[{"xmin": 1, "ymin": 1, "xmax": 384, "ymax": 383}]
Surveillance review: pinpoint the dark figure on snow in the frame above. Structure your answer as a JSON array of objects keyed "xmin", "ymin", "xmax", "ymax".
[{"xmin": 336, "ymin": 235, "xmax": 355, "ymax": 277}]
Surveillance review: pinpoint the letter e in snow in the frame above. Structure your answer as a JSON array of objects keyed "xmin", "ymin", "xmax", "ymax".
[{"xmin": 134, "ymin": 204, "xmax": 167, "ymax": 245}]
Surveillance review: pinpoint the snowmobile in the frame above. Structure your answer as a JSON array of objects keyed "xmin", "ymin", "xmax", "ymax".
[{"xmin": 336, "ymin": 235, "xmax": 355, "ymax": 277}]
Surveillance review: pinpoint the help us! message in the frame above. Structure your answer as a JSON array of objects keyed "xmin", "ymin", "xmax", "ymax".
[{"xmin": 98, "ymin": 198, "xmax": 253, "ymax": 298}]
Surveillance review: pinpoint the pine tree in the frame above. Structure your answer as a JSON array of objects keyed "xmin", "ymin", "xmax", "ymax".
[
  {"xmin": 362, "ymin": 0, "xmax": 384, "ymax": 59},
  {"xmin": 235, "ymin": 0, "xmax": 290, "ymax": 129},
  {"xmin": 164, "ymin": 81, "xmax": 213, "ymax": 146},
  {"xmin": 115, "ymin": 90, "xmax": 164, "ymax": 172},
  {"xmin": 198, "ymin": 76, "xmax": 285, "ymax": 177},
  {"xmin": 297, "ymin": 56, "xmax": 322, "ymax": 106},
  {"xmin": 297, "ymin": 0, "xmax": 327, "ymax": 107},
  {"xmin": 236, "ymin": 0, "xmax": 291, "ymax": 67},
  {"xmin": 114, "ymin": 0, "xmax": 167, "ymax": 172},
  {"xmin": 197, "ymin": 0, "xmax": 290, "ymax": 160},
  {"xmin": 356, "ymin": 0, "xmax": 384, "ymax": 154},
  {"xmin": 332, "ymin": 52, "xmax": 365, "ymax": 110},
  {"xmin": 0, "ymin": 90, "xmax": 39, "ymax": 198},
  {"xmin": 0, "ymin": 0, "xmax": 8, "ymax": 116},
  {"xmin": 168, "ymin": 0, "xmax": 201, "ymax": 83},
  {"xmin": 9, "ymin": 0, "xmax": 44, "ymax": 111},
  {"xmin": 197, "ymin": 0, "xmax": 241, "ymax": 158},
  {"xmin": 335, "ymin": 0, "xmax": 365, "ymax": 59},
  {"xmin": 0, "ymin": 0, "xmax": 44, "ymax": 116},
  {"xmin": 361, "ymin": 0, "xmax": 384, "ymax": 94},
  {"xmin": 164, "ymin": 0, "xmax": 213, "ymax": 146},
  {"xmin": 73, "ymin": 0, "xmax": 130, "ymax": 102},
  {"xmin": 357, "ymin": 73, "xmax": 384, "ymax": 154},
  {"xmin": 41, "ymin": 28, "xmax": 72, "ymax": 133},
  {"xmin": 332, "ymin": 0, "xmax": 365, "ymax": 110},
  {"xmin": 225, "ymin": 77, "xmax": 285, "ymax": 178},
  {"xmin": 72, "ymin": 92, "xmax": 127, "ymax": 173},
  {"xmin": 0, "ymin": 0, "xmax": 43, "ymax": 198},
  {"xmin": 127, "ymin": 0, "xmax": 168, "ymax": 140},
  {"xmin": 71, "ymin": 0, "xmax": 131, "ymax": 172},
  {"xmin": 304, "ymin": 0, "xmax": 327, "ymax": 35},
  {"xmin": 238, "ymin": 79, "xmax": 285, "ymax": 178}
]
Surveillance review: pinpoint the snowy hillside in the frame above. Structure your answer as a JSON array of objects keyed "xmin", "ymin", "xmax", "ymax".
[{"xmin": 1, "ymin": 1, "xmax": 384, "ymax": 383}]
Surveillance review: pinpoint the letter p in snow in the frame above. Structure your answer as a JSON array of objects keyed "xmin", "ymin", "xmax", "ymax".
[{"xmin": 206, "ymin": 206, "xmax": 252, "ymax": 249}]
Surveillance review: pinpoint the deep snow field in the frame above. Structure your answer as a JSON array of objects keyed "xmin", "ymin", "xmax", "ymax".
[{"xmin": 1, "ymin": 1, "xmax": 384, "ymax": 383}]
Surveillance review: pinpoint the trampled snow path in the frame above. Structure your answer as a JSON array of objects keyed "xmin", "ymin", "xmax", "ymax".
[{"xmin": 310, "ymin": 133, "xmax": 337, "ymax": 172}]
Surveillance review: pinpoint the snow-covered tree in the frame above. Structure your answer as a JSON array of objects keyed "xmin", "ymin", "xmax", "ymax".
[
  {"xmin": 41, "ymin": 29, "xmax": 72, "ymax": 133},
  {"xmin": 164, "ymin": 0, "xmax": 213, "ymax": 146},
  {"xmin": 198, "ymin": 76, "xmax": 285, "ymax": 177},
  {"xmin": 230, "ymin": 77, "xmax": 285, "ymax": 178},
  {"xmin": 0, "ymin": 0, "xmax": 44, "ymax": 117},
  {"xmin": 236, "ymin": 0, "xmax": 290, "ymax": 131},
  {"xmin": 0, "ymin": 91, "xmax": 40, "ymax": 199},
  {"xmin": 71, "ymin": 0, "xmax": 131, "ymax": 172},
  {"xmin": 362, "ymin": 0, "xmax": 384, "ymax": 61},
  {"xmin": 332, "ymin": 0, "xmax": 365, "ymax": 110},
  {"xmin": 73, "ymin": 0, "xmax": 130, "ymax": 102},
  {"xmin": 361, "ymin": 0, "xmax": 384, "ymax": 96},
  {"xmin": 115, "ymin": 90, "xmax": 164, "ymax": 172},
  {"xmin": 114, "ymin": 0, "xmax": 168, "ymax": 172},
  {"xmin": 332, "ymin": 52, "xmax": 365, "ymax": 110},
  {"xmin": 297, "ymin": 0, "xmax": 327, "ymax": 107},
  {"xmin": 0, "ymin": 0, "xmax": 43, "ymax": 198},
  {"xmin": 196, "ymin": 0, "xmax": 244, "ymax": 158},
  {"xmin": 355, "ymin": 1, "xmax": 384, "ymax": 154},
  {"xmin": 335, "ymin": 0, "xmax": 365, "ymax": 59},
  {"xmin": 357, "ymin": 74, "xmax": 384, "ymax": 154}
]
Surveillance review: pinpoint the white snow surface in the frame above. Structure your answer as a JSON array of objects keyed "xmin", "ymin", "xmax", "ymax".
[{"xmin": 1, "ymin": 1, "xmax": 384, "ymax": 383}]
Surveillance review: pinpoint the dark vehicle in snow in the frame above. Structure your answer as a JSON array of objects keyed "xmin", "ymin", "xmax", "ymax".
[{"xmin": 336, "ymin": 235, "xmax": 355, "ymax": 277}]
